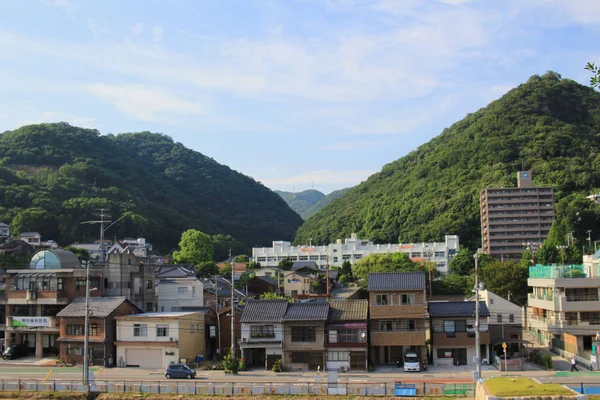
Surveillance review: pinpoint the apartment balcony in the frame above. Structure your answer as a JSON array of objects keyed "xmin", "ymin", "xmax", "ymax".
[
  {"xmin": 432, "ymin": 331, "xmax": 490, "ymax": 346},
  {"xmin": 527, "ymin": 314, "xmax": 600, "ymax": 335},
  {"xmin": 370, "ymin": 329, "xmax": 426, "ymax": 347},
  {"xmin": 369, "ymin": 304, "xmax": 427, "ymax": 319},
  {"xmin": 559, "ymin": 296, "xmax": 600, "ymax": 313},
  {"xmin": 238, "ymin": 337, "xmax": 283, "ymax": 349}
]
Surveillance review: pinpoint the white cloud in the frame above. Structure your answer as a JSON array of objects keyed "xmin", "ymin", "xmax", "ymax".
[
  {"xmin": 130, "ymin": 22, "xmax": 144, "ymax": 36},
  {"xmin": 84, "ymin": 83, "xmax": 203, "ymax": 122},
  {"xmin": 152, "ymin": 26, "xmax": 164, "ymax": 45},
  {"xmin": 261, "ymin": 169, "xmax": 376, "ymax": 186}
]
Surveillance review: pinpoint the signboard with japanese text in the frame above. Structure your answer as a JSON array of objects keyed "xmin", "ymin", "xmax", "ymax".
[{"xmin": 12, "ymin": 316, "xmax": 50, "ymax": 327}]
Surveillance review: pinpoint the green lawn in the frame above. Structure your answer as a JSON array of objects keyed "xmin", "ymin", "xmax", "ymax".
[{"xmin": 484, "ymin": 378, "xmax": 574, "ymax": 397}]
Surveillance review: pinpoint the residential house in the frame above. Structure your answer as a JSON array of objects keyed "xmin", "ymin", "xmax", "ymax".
[
  {"xmin": 254, "ymin": 267, "xmax": 283, "ymax": 279},
  {"xmin": 115, "ymin": 311, "xmax": 205, "ymax": 368},
  {"xmin": 0, "ymin": 223, "xmax": 9, "ymax": 238},
  {"xmin": 326, "ymin": 299, "xmax": 368, "ymax": 371},
  {"xmin": 203, "ymin": 276, "xmax": 245, "ymax": 310},
  {"xmin": 0, "ymin": 240, "xmax": 35, "ymax": 256},
  {"xmin": 367, "ymin": 272, "xmax": 428, "ymax": 365},
  {"xmin": 19, "ymin": 232, "xmax": 41, "ymax": 246},
  {"xmin": 56, "ymin": 297, "xmax": 141, "ymax": 366},
  {"xmin": 526, "ymin": 263, "xmax": 600, "ymax": 355},
  {"xmin": 283, "ymin": 271, "xmax": 314, "ymax": 297},
  {"xmin": 1, "ymin": 249, "xmax": 104, "ymax": 358},
  {"xmin": 216, "ymin": 305, "xmax": 243, "ymax": 357},
  {"xmin": 217, "ymin": 262, "xmax": 248, "ymax": 281},
  {"xmin": 155, "ymin": 264, "xmax": 204, "ymax": 312},
  {"xmin": 429, "ymin": 301, "xmax": 490, "ymax": 366},
  {"xmin": 468, "ymin": 289, "xmax": 523, "ymax": 359},
  {"xmin": 239, "ymin": 300, "xmax": 287, "ymax": 369},
  {"xmin": 246, "ymin": 275, "xmax": 279, "ymax": 298},
  {"xmin": 93, "ymin": 246, "xmax": 158, "ymax": 312},
  {"xmin": 282, "ymin": 302, "xmax": 329, "ymax": 371}
]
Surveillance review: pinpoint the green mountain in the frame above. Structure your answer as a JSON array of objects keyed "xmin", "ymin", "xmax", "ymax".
[
  {"xmin": 275, "ymin": 189, "xmax": 325, "ymax": 219},
  {"xmin": 305, "ymin": 188, "xmax": 350, "ymax": 218},
  {"xmin": 0, "ymin": 123, "xmax": 303, "ymax": 254},
  {"xmin": 295, "ymin": 72, "xmax": 600, "ymax": 249}
]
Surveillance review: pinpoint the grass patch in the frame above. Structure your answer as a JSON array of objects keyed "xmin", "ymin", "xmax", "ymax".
[{"xmin": 484, "ymin": 378, "xmax": 573, "ymax": 397}]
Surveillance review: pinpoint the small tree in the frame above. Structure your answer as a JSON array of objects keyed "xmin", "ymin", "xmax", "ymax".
[
  {"xmin": 196, "ymin": 261, "xmax": 219, "ymax": 278},
  {"xmin": 260, "ymin": 292, "xmax": 293, "ymax": 302},
  {"xmin": 222, "ymin": 350, "xmax": 239, "ymax": 375},
  {"xmin": 173, "ymin": 229, "xmax": 214, "ymax": 264},
  {"xmin": 233, "ymin": 254, "xmax": 249, "ymax": 263},
  {"xmin": 340, "ymin": 260, "xmax": 352, "ymax": 279},
  {"xmin": 278, "ymin": 257, "xmax": 294, "ymax": 270}
]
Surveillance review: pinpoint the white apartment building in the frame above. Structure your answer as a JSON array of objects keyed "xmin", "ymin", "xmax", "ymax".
[{"xmin": 252, "ymin": 233, "xmax": 459, "ymax": 275}]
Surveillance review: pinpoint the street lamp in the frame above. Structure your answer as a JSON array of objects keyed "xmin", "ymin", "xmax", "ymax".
[{"xmin": 557, "ymin": 245, "xmax": 567, "ymax": 265}]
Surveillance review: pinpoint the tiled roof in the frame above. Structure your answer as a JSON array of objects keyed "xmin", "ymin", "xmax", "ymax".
[
  {"xmin": 57, "ymin": 297, "xmax": 136, "ymax": 318},
  {"xmin": 256, "ymin": 276, "xmax": 278, "ymax": 286},
  {"xmin": 328, "ymin": 299, "xmax": 368, "ymax": 321},
  {"xmin": 240, "ymin": 300, "xmax": 288, "ymax": 323},
  {"xmin": 428, "ymin": 301, "xmax": 490, "ymax": 318},
  {"xmin": 292, "ymin": 261, "xmax": 319, "ymax": 270},
  {"xmin": 20, "ymin": 232, "xmax": 40, "ymax": 237},
  {"xmin": 367, "ymin": 272, "xmax": 426, "ymax": 291},
  {"xmin": 283, "ymin": 302, "xmax": 329, "ymax": 321},
  {"xmin": 156, "ymin": 264, "xmax": 196, "ymax": 278}
]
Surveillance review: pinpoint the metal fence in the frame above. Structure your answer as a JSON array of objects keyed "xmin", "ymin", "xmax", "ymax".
[{"xmin": 0, "ymin": 379, "xmax": 476, "ymax": 396}]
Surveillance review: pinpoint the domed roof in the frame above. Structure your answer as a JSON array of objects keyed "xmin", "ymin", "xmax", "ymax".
[{"xmin": 29, "ymin": 249, "xmax": 81, "ymax": 269}]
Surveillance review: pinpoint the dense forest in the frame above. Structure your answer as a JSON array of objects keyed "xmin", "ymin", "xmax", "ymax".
[
  {"xmin": 0, "ymin": 123, "xmax": 303, "ymax": 254},
  {"xmin": 275, "ymin": 188, "xmax": 350, "ymax": 220},
  {"xmin": 295, "ymin": 72, "xmax": 600, "ymax": 249}
]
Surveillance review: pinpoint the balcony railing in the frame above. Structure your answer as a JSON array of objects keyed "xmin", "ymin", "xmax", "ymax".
[
  {"xmin": 529, "ymin": 293, "xmax": 553, "ymax": 301},
  {"xmin": 565, "ymin": 295, "xmax": 599, "ymax": 302},
  {"xmin": 529, "ymin": 264, "xmax": 589, "ymax": 279},
  {"xmin": 250, "ymin": 333, "xmax": 276, "ymax": 339}
]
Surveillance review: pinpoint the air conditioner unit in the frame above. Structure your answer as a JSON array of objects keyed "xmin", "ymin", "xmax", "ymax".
[{"xmin": 482, "ymin": 359, "xmax": 489, "ymax": 365}]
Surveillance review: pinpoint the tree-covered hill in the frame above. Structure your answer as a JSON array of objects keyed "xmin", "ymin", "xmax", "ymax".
[
  {"xmin": 0, "ymin": 123, "xmax": 303, "ymax": 253},
  {"xmin": 295, "ymin": 72, "xmax": 600, "ymax": 249},
  {"xmin": 274, "ymin": 189, "xmax": 325, "ymax": 219}
]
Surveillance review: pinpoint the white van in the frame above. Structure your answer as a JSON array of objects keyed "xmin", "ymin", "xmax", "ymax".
[{"xmin": 403, "ymin": 352, "xmax": 421, "ymax": 372}]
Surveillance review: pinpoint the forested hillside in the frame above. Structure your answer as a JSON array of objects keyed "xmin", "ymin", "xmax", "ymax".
[
  {"xmin": 275, "ymin": 188, "xmax": 351, "ymax": 219},
  {"xmin": 0, "ymin": 123, "xmax": 303, "ymax": 253},
  {"xmin": 295, "ymin": 72, "xmax": 600, "ymax": 249}
]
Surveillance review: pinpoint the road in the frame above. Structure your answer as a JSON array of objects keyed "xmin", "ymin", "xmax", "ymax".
[{"xmin": 0, "ymin": 365, "xmax": 598, "ymax": 385}]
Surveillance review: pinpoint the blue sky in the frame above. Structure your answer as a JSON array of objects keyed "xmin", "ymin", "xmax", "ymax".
[{"xmin": 1, "ymin": 0, "xmax": 599, "ymax": 194}]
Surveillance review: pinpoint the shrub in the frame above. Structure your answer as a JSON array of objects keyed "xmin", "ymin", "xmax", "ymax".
[
  {"xmin": 338, "ymin": 274, "xmax": 349, "ymax": 284},
  {"xmin": 222, "ymin": 351, "xmax": 239, "ymax": 375},
  {"xmin": 272, "ymin": 359, "xmax": 282, "ymax": 372},
  {"xmin": 542, "ymin": 355, "xmax": 553, "ymax": 370}
]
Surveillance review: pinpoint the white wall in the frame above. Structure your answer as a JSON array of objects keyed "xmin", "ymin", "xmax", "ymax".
[
  {"xmin": 117, "ymin": 318, "xmax": 179, "ymax": 342},
  {"xmin": 481, "ymin": 290, "xmax": 523, "ymax": 325},
  {"xmin": 116, "ymin": 345, "xmax": 179, "ymax": 368},
  {"xmin": 241, "ymin": 323, "xmax": 284, "ymax": 342},
  {"xmin": 157, "ymin": 279, "xmax": 204, "ymax": 312}
]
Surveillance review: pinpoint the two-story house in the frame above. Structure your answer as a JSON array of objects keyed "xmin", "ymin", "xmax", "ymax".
[
  {"xmin": 155, "ymin": 264, "xmax": 204, "ymax": 312},
  {"xmin": 56, "ymin": 297, "xmax": 141, "ymax": 366},
  {"xmin": 1, "ymin": 249, "xmax": 104, "ymax": 358},
  {"xmin": 239, "ymin": 300, "xmax": 287, "ymax": 369},
  {"xmin": 429, "ymin": 301, "xmax": 490, "ymax": 366},
  {"xmin": 527, "ymin": 263, "xmax": 600, "ymax": 355},
  {"xmin": 367, "ymin": 272, "xmax": 428, "ymax": 366},
  {"xmin": 282, "ymin": 302, "xmax": 329, "ymax": 371},
  {"xmin": 19, "ymin": 232, "xmax": 41, "ymax": 246},
  {"xmin": 246, "ymin": 275, "xmax": 278, "ymax": 297},
  {"xmin": 0, "ymin": 222, "xmax": 9, "ymax": 238},
  {"xmin": 115, "ymin": 311, "xmax": 205, "ymax": 368},
  {"xmin": 283, "ymin": 271, "xmax": 313, "ymax": 297},
  {"xmin": 325, "ymin": 299, "xmax": 368, "ymax": 371}
]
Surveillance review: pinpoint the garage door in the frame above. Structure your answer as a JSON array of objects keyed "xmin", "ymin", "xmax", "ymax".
[{"xmin": 126, "ymin": 348, "xmax": 162, "ymax": 368}]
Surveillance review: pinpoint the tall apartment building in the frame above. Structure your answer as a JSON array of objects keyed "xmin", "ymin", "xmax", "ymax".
[
  {"xmin": 480, "ymin": 170, "xmax": 555, "ymax": 260},
  {"xmin": 253, "ymin": 234, "xmax": 459, "ymax": 275},
  {"xmin": 526, "ymin": 264, "xmax": 600, "ymax": 354}
]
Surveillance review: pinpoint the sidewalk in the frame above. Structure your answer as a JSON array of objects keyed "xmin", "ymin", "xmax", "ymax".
[{"xmin": 522, "ymin": 332, "xmax": 586, "ymax": 372}]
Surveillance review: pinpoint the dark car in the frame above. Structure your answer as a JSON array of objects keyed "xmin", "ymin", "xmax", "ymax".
[
  {"xmin": 165, "ymin": 364, "xmax": 196, "ymax": 379},
  {"xmin": 2, "ymin": 344, "xmax": 28, "ymax": 360}
]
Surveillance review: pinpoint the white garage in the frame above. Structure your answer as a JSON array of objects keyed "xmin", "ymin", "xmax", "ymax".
[{"xmin": 125, "ymin": 348, "xmax": 163, "ymax": 368}]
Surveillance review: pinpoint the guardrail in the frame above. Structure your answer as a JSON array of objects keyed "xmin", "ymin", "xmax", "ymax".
[{"xmin": 0, "ymin": 379, "xmax": 476, "ymax": 396}]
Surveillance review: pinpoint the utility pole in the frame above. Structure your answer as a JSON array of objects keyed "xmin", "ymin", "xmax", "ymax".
[
  {"xmin": 326, "ymin": 254, "xmax": 330, "ymax": 298},
  {"xmin": 83, "ymin": 260, "xmax": 91, "ymax": 392},
  {"xmin": 230, "ymin": 248, "xmax": 236, "ymax": 360},
  {"xmin": 557, "ymin": 245, "xmax": 567, "ymax": 265},
  {"xmin": 474, "ymin": 251, "xmax": 481, "ymax": 382},
  {"xmin": 215, "ymin": 275, "xmax": 221, "ymax": 356},
  {"xmin": 81, "ymin": 210, "xmax": 127, "ymax": 264}
]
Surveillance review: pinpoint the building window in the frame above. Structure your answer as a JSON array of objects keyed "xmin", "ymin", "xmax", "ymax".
[
  {"xmin": 379, "ymin": 320, "xmax": 393, "ymax": 332},
  {"xmin": 299, "ymin": 256, "xmax": 308, "ymax": 261},
  {"xmin": 57, "ymin": 278, "xmax": 63, "ymax": 291},
  {"xmin": 435, "ymin": 251, "xmax": 445, "ymax": 257},
  {"xmin": 178, "ymin": 287, "xmax": 188, "ymax": 294},
  {"xmin": 67, "ymin": 324, "xmax": 84, "ymax": 335},
  {"xmin": 327, "ymin": 351, "xmax": 350, "ymax": 361},
  {"xmin": 443, "ymin": 320, "xmax": 455, "ymax": 337},
  {"xmin": 251, "ymin": 325, "xmax": 275, "ymax": 338},
  {"xmin": 67, "ymin": 347, "xmax": 83, "ymax": 356},
  {"xmin": 400, "ymin": 320, "xmax": 416, "ymax": 331},
  {"xmin": 133, "ymin": 324, "xmax": 147, "ymax": 337},
  {"xmin": 375, "ymin": 294, "xmax": 389, "ymax": 306},
  {"xmin": 157, "ymin": 324, "xmax": 169, "ymax": 337},
  {"xmin": 497, "ymin": 315, "xmax": 503, "ymax": 323},
  {"xmin": 291, "ymin": 290, "xmax": 298, "ymax": 296},
  {"xmin": 89, "ymin": 324, "xmax": 98, "ymax": 336},
  {"xmin": 291, "ymin": 326, "xmax": 316, "ymax": 342},
  {"xmin": 76, "ymin": 277, "xmax": 86, "ymax": 288},
  {"xmin": 342, "ymin": 254, "xmax": 351, "ymax": 260},
  {"xmin": 509, "ymin": 314, "xmax": 514, "ymax": 323},
  {"xmin": 401, "ymin": 294, "xmax": 415, "ymax": 305},
  {"xmin": 436, "ymin": 349, "xmax": 453, "ymax": 359},
  {"xmin": 354, "ymin": 254, "xmax": 362, "ymax": 260},
  {"xmin": 320, "ymin": 255, "xmax": 327, "ymax": 260},
  {"xmin": 333, "ymin": 257, "xmax": 338, "ymax": 262},
  {"xmin": 454, "ymin": 320, "xmax": 466, "ymax": 332},
  {"xmin": 146, "ymin": 280, "xmax": 153, "ymax": 289}
]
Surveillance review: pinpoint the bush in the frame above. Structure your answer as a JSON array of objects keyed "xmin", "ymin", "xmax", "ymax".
[
  {"xmin": 272, "ymin": 359, "xmax": 282, "ymax": 372},
  {"xmin": 338, "ymin": 274, "xmax": 349, "ymax": 284},
  {"xmin": 222, "ymin": 351, "xmax": 239, "ymax": 375},
  {"xmin": 542, "ymin": 355, "xmax": 553, "ymax": 370}
]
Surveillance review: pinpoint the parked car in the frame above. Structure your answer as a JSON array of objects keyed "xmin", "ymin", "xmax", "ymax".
[
  {"xmin": 2, "ymin": 344, "xmax": 28, "ymax": 360},
  {"xmin": 165, "ymin": 364, "xmax": 196, "ymax": 379},
  {"xmin": 403, "ymin": 352, "xmax": 421, "ymax": 372}
]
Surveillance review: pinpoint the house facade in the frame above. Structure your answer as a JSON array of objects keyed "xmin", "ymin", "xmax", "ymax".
[
  {"xmin": 115, "ymin": 311, "xmax": 205, "ymax": 368},
  {"xmin": 326, "ymin": 299, "xmax": 368, "ymax": 371},
  {"xmin": 1, "ymin": 249, "xmax": 103, "ymax": 358},
  {"xmin": 155, "ymin": 265, "xmax": 204, "ymax": 312},
  {"xmin": 368, "ymin": 272, "xmax": 428, "ymax": 365},
  {"xmin": 56, "ymin": 297, "xmax": 140, "ymax": 366},
  {"xmin": 429, "ymin": 301, "xmax": 491, "ymax": 366},
  {"xmin": 239, "ymin": 300, "xmax": 287, "ymax": 369},
  {"xmin": 246, "ymin": 275, "xmax": 278, "ymax": 297},
  {"xmin": 283, "ymin": 271, "xmax": 313, "ymax": 297},
  {"xmin": 0, "ymin": 223, "xmax": 9, "ymax": 238},
  {"xmin": 19, "ymin": 232, "xmax": 41, "ymax": 246},
  {"xmin": 282, "ymin": 302, "xmax": 329, "ymax": 371},
  {"xmin": 526, "ymin": 263, "xmax": 600, "ymax": 354}
]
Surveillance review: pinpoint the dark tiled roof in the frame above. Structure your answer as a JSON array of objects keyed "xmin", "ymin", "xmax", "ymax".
[
  {"xmin": 57, "ymin": 297, "xmax": 137, "ymax": 318},
  {"xmin": 283, "ymin": 302, "xmax": 329, "ymax": 321},
  {"xmin": 429, "ymin": 301, "xmax": 490, "ymax": 318},
  {"xmin": 367, "ymin": 272, "xmax": 425, "ymax": 291},
  {"xmin": 156, "ymin": 264, "xmax": 196, "ymax": 278},
  {"xmin": 240, "ymin": 300, "xmax": 289, "ymax": 323},
  {"xmin": 329, "ymin": 299, "xmax": 368, "ymax": 321},
  {"xmin": 256, "ymin": 276, "xmax": 278, "ymax": 286},
  {"xmin": 292, "ymin": 261, "xmax": 319, "ymax": 270}
]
